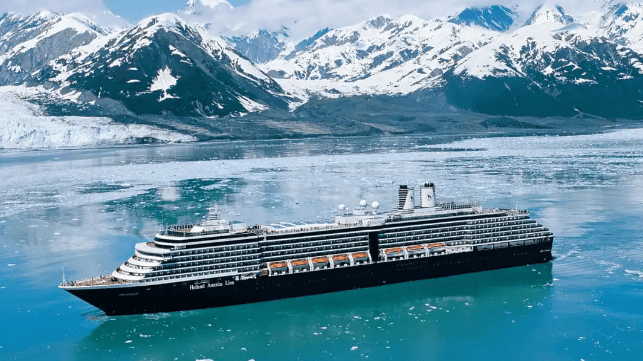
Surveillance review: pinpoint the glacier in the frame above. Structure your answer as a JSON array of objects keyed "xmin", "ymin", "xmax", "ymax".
[{"xmin": 0, "ymin": 87, "xmax": 196, "ymax": 149}]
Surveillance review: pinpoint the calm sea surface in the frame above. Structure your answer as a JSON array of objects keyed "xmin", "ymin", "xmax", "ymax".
[{"xmin": 1, "ymin": 132, "xmax": 642, "ymax": 360}]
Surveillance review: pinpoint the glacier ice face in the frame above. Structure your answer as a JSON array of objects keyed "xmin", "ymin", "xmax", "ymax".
[{"xmin": 0, "ymin": 86, "xmax": 196, "ymax": 149}]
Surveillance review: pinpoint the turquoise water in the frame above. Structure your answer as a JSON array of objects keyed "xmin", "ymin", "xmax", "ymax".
[{"xmin": 1, "ymin": 132, "xmax": 642, "ymax": 360}]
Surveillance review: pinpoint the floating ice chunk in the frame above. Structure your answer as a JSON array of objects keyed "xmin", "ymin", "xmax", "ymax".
[
  {"xmin": 350, "ymin": 346, "xmax": 358, "ymax": 351},
  {"xmin": 625, "ymin": 270, "xmax": 643, "ymax": 278}
]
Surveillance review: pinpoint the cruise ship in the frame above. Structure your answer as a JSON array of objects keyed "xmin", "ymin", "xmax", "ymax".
[{"xmin": 60, "ymin": 183, "xmax": 554, "ymax": 316}]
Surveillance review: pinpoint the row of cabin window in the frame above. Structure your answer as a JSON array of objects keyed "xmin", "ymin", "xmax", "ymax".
[
  {"xmin": 468, "ymin": 216, "xmax": 527, "ymax": 225},
  {"xmin": 161, "ymin": 255, "xmax": 258, "ymax": 268},
  {"xmin": 381, "ymin": 235, "xmax": 461, "ymax": 245},
  {"xmin": 472, "ymin": 222, "xmax": 540, "ymax": 233},
  {"xmin": 144, "ymin": 267, "xmax": 259, "ymax": 281},
  {"xmin": 469, "ymin": 219, "xmax": 535, "ymax": 230},
  {"xmin": 261, "ymin": 246, "xmax": 369, "ymax": 262},
  {"xmin": 263, "ymin": 237, "xmax": 368, "ymax": 251},
  {"xmin": 468, "ymin": 230, "xmax": 547, "ymax": 240},
  {"xmin": 151, "ymin": 261, "xmax": 258, "ymax": 275},
  {"xmin": 262, "ymin": 234, "xmax": 368, "ymax": 247},
  {"xmin": 381, "ymin": 217, "xmax": 531, "ymax": 237},
  {"xmin": 261, "ymin": 241, "xmax": 368, "ymax": 257},
  {"xmin": 170, "ymin": 243, "xmax": 257, "ymax": 255},
  {"xmin": 168, "ymin": 252, "xmax": 258, "ymax": 263}
]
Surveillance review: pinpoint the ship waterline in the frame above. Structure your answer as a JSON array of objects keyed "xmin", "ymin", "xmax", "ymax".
[{"xmin": 60, "ymin": 183, "xmax": 554, "ymax": 316}]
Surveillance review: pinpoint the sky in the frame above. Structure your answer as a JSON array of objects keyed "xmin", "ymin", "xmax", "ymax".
[{"xmin": 0, "ymin": 0, "xmax": 608, "ymax": 41}]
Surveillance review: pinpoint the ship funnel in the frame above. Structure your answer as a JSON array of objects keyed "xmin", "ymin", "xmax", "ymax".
[
  {"xmin": 421, "ymin": 183, "xmax": 436, "ymax": 208},
  {"xmin": 398, "ymin": 185, "xmax": 415, "ymax": 210}
]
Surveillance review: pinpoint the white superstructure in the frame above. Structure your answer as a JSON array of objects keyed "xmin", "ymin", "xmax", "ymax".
[{"xmin": 67, "ymin": 183, "xmax": 552, "ymax": 288}]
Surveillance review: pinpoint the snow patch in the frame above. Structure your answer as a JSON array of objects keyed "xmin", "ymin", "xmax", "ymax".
[
  {"xmin": 149, "ymin": 67, "xmax": 179, "ymax": 102},
  {"xmin": 169, "ymin": 45, "xmax": 187, "ymax": 58},
  {"xmin": 108, "ymin": 59, "xmax": 123, "ymax": 68},
  {"xmin": 150, "ymin": 67, "xmax": 178, "ymax": 92},
  {"xmin": 237, "ymin": 96, "xmax": 267, "ymax": 112}
]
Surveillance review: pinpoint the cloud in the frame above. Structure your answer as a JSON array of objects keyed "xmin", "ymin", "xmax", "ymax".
[
  {"xmin": 0, "ymin": 0, "xmax": 127, "ymax": 28},
  {"xmin": 185, "ymin": 0, "xmax": 608, "ymax": 40},
  {"xmin": 0, "ymin": 0, "xmax": 610, "ymax": 39}
]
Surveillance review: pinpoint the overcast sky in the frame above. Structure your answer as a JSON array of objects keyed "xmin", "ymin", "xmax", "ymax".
[{"xmin": 0, "ymin": 0, "xmax": 609, "ymax": 40}]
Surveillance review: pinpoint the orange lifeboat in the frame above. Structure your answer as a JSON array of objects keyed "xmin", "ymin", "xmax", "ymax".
[
  {"xmin": 332, "ymin": 254, "xmax": 350, "ymax": 266},
  {"xmin": 312, "ymin": 256, "xmax": 329, "ymax": 263},
  {"xmin": 291, "ymin": 259, "xmax": 310, "ymax": 271},
  {"xmin": 269, "ymin": 262, "xmax": 287, "ymax": 269},
  {"xmin": 269, "ymin": 262, "xmax": 288, "ymax": 274},
  {"xmin": 406, "ymin": 245, "xmax": 425, "ymax": 255},
  {"xmin": 426, "ymin": 242, "xmax": 445, "ymax": 249},
  {"xmin": 426, "ymin": 242, "xmax": 446, "ymax": 254},
  {"xmin": 291, "ymin": 259, "xmax": 309, "ymax": 266},
  {"xmin": 385, "ymin": 247, "xmax": 404, "ymax": 255},
  {"xmin": 332, "ymin": 254, "xmax": 349, "ymax": 261},
  {"xmin": 312, "ymin": 256, "xmax": 329, "ymax": 268},
  {"xmin": 353, "ymin": 252, "xmax": 369, "ymax": 260}
]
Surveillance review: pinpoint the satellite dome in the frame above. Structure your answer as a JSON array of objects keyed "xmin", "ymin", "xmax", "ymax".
[
  {"xmin": 372, "ymin": 201, "xmax": 380, "ymax": 209},
  {"xmin": 338, "ymin": 204, "xmax": 346, "ymax": 211},
  {"xmin": 359, "ymin": 200, "xmax": 367, "ymax": 207}
]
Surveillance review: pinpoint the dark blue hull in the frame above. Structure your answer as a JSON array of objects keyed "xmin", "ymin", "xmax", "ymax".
[{"xmin": 66, "ymin": 240, "xmax": 553, "ymax": 316}]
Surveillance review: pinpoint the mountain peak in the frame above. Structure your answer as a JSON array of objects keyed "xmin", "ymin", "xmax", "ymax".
[
  {"xmin": 31, "ymin": 10, "xmax": 59, "ymax": 21},
  {"xmin": 365, "ymin": 15, "xmax": 394, "ymax": 29},
  {"xmin": 449, "ymin": 5, "xmax": 518, "ymax": 32},
  {"xmin": 524, "ymin": 4, "xmax": 574, "ymax": 26},
  {"xmin": 137, "ymin": 13, "xmax": 188, "ymax": 30}
]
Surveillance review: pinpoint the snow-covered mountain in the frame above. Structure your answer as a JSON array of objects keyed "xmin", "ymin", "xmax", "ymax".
[
  {"xmin": 4, "ymin": 2, "xmax": 643, "ymax": 123},
  {"xmin": 448, "ymin": 5, "xmax": 519, "ymax": 31},
  {"xmin": 228, "ymin": 28, "xmax": 290, "ymax": 64},
  {"xmin": 256, "ymin": 3, "xmax": 643, "ymax": 118},
  {"xmin": 601, "ymin": 2, "xmax": 643, "ymax": 51},
  {"xmin": 261, "ymin": 14, "xmax": 498, "ymax": 97},
  {"xmin": 40, "ymin": 13, "xmax": 290, "ymax": 117},
  {"xmin": 0, "ymin": 11, "xmax": 107, "ymax": 85},
  {"xmin": 445, "ymin": 3, "xmax": 643, "ymax": 118},
  {"xmin": 523, "ymin": 4, "xmax": 575, "ymax": 26}
]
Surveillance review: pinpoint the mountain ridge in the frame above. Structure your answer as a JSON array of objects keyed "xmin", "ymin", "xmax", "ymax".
[{"xmin": 2, "ymin": 3, "xmax": 643, "ymax": 124}]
